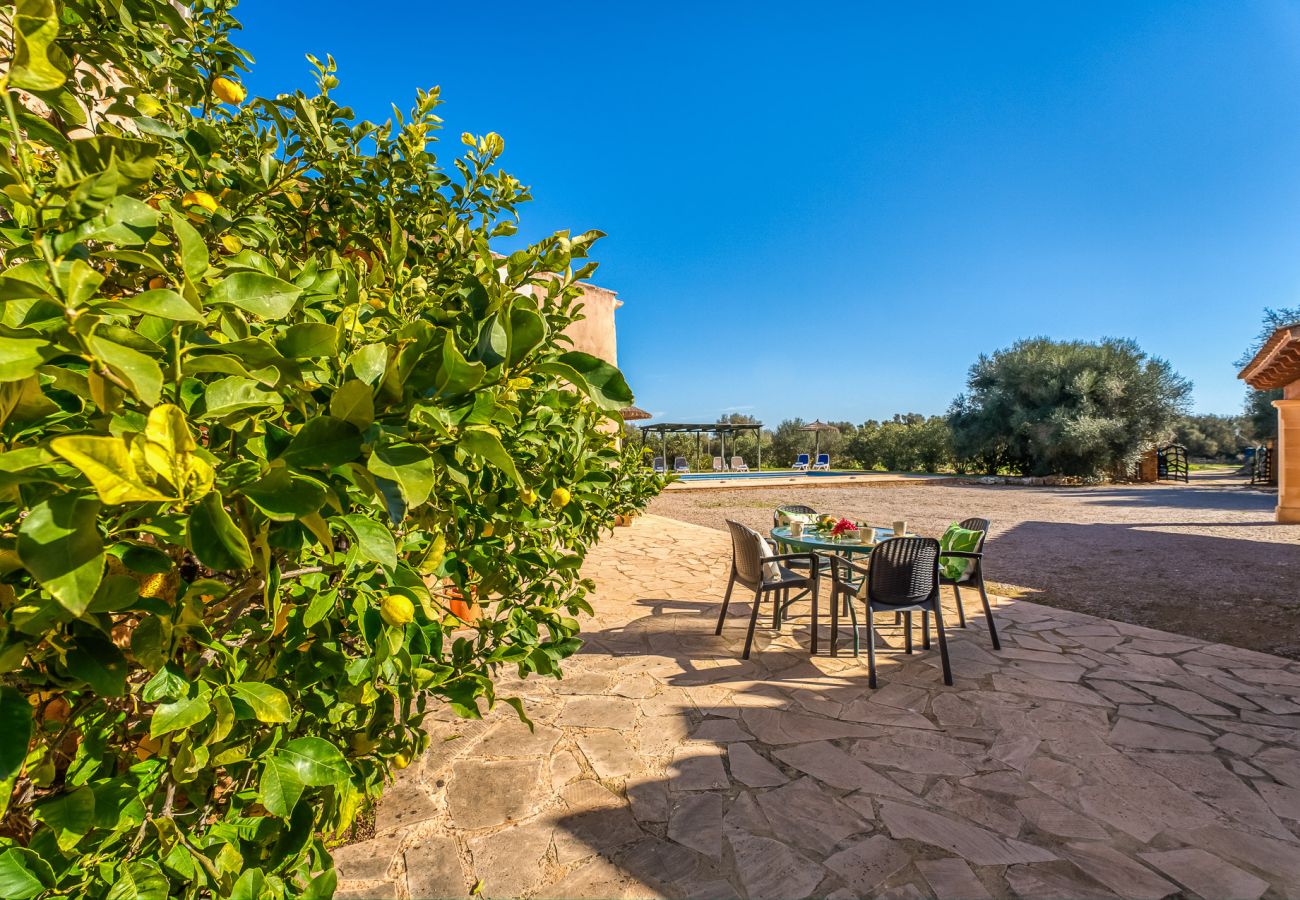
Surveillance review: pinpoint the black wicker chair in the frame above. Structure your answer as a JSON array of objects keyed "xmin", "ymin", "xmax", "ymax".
[
  {"xmin": 716, "ymin": 520, "xmax": 820, "ymax": 659},
  {"xmin": 940, "ymin": 517, "xmax": 1000, "ymax": 650},
  {"xmin": 828, "ymin": 536, "xmax": 952, "ymax": 688}
]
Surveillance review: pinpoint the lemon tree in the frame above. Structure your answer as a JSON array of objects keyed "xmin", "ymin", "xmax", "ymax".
[{"xmin": 0, "ymin": 0, "xmax": 663, "ymax": 896}]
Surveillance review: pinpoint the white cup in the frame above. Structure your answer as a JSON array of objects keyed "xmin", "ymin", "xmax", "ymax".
[{"xmin": 893, "ymin": 520, "xmax": 907, "ymax": 536}]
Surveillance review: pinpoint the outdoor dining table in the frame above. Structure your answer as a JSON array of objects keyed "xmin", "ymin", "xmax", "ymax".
[{"xmin": 770, "ymin": 524, "xmax": 913, "ymax": 655}]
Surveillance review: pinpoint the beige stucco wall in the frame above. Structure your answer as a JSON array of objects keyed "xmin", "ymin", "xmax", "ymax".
[
  {"xmin": 1275, "ymin": 397, "xmax": 1300, "ymax": 524},
  {"xmin": 562, "ymin": 283, "xmax": 620, "ymax": 365}
]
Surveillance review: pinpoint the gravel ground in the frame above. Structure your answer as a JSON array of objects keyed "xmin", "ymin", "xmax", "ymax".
[{"xmin": 648, "ymin": 471, "xmax": 1300, "ymax": 660}]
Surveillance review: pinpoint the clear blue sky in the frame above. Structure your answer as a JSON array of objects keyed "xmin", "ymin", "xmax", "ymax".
[{"xmin": 236, "ymin": 1, "xmax": 1300, "ymax": 424}]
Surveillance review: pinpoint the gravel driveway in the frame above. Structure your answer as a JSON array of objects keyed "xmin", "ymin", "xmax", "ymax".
[{"xmin": 648, "ymin": 472, "xmax": 1300, "ymax": 659}]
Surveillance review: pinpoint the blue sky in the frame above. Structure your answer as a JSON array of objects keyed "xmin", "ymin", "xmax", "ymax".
[{"xmin": 237, "ymin": 2, "xmax": 1300, "ymax": 424}]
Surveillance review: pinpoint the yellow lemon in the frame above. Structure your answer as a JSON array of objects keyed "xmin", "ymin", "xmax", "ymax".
[
  {"xmin": 379, "ymin": 594, "xmax": 415, "ymax": 627},
  {"xmin": 349, "ymin": 733, "xmax": 378, "ymax": 754},
  {"xmin": 212, "ymin": 76, "xmax": 247, "ymax": 106},
  {"xmin": 183, "ymin": 190, "xmax": 219, "ymax": 213},
  {"xmin": 520, "ymin": 488, "xmax": 537, "ymax": 505},
  {"xmin": 481, "ymin": 523, "xmax": 494, "ymax": 538},
  {"xmin": 147, "ymin": 275, "xmax": 167, "ymax": 290},
  {"xmin": 393, "ymin": 750, "xmax": 413, "ymax": 770},
  {"xmin": 550, "ymin": 487, "xmax": 571, "ymax": 509}
]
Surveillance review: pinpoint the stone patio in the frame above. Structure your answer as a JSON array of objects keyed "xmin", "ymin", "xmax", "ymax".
[{"xmin": 335, "ymin": 515, "xmax": 1300, "ymax": 899}]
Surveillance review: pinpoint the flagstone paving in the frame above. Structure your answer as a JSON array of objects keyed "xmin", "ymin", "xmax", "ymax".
[{"xmin": 334, "ymin": 515, "xmax": 1300, "ymax": 899}]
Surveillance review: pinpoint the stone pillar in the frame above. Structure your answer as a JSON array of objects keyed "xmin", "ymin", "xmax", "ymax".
[{"xmin": 1273, "ymin": 396, "xmax": 1300, "ymax": 523}]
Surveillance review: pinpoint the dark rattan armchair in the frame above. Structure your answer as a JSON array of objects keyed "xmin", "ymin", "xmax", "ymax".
[
  {"xmin": 716, "ymin": 520, "xmax": 820, "ymax": 659},
  {"xmin": 828, "ymin": 536, "xmax": 953, "ymax": 688},
  {"xmin": 940, "ymin": 517, "xmax": 1000, "ymax": 650}
]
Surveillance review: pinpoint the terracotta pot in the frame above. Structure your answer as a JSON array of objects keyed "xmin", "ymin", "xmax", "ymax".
[{"xmin": 445, "ymin": 587, "xmax": 481, "ymax": 625}]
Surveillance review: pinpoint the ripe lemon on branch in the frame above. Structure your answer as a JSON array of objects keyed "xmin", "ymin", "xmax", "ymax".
[
  {"xmin": 379, "ymin": 594, "xmax": 414, "ymax": 627},
  {"xmin": 212, "ymin": 76, "xmax": 247, "ymax": 105}
]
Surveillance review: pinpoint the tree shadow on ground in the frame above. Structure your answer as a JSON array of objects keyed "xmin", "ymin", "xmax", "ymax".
[
  {"xmin": 541, "ymin": 591, "xmax": 995, "ymax": 899},
  {"xmin": 540, "ymin": 587, "xmax": 1300, "ymax": 900},
  {"xmin": 982, "ymin": 520, "xmax": 1300, "ymax": 659}
]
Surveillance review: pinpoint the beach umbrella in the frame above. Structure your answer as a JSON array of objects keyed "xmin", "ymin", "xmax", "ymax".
[
  {"xmin": 620, "ymin": 406, "xmax": 652, "ymax": 421},
  {"xmin": 800, "ymin": 419, "xmax": 837, "ymax": 457}
]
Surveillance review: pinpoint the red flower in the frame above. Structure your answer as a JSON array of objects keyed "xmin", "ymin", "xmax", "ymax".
[{"xmin": 830, "ymin": 517, "xmax": 857, "ymax": 536}]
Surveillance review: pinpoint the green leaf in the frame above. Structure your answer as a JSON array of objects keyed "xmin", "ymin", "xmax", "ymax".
[
  {"xmin": 17, "ymin": 494, "xmax": 104, "ymax": 615},
  {"xmin": 278, "ymin": 737, "xmax": 349, "ymax": 786},
  {"xmin": 150, "ymin": 695, "xmax": 210, "ymax": 737},
  {"xmin": 281, "ymin": 417, "xmax": 362, "ymax": 468},
  {"xmin": 0, "ymin": 848, "xmax": 54, "ymax": 900},
  {"xmin": 113, "ymin": 288, "xmax": 203, "ymax": 323},
  {"xmin": 277, "ymin": 323, "xmax": 337, "ymax": 358},
  {"xmin": 170, "ymin": 212, "xmax": 209, "ymax": 282},
  {"xmin": 105, "ymin": 860, "xmax": 169, "ymax": 900},
  {"xmin": 0, "ymin": 334, "xmax": 53, "ymax": 383},
  {"xmin": 8, "ymin": 0, "xmax": 67, "ymax": 92},
  {"xmin": 0, "ymin": 688, "xmax": 32, "ymax": 779},
  {"xmin": 0, "ymin": 376, "xmax": 57, "ymax": 429},
  {"xmin": 508, "ymin": 304, "xmax": 546, "ymax": 366},
  {"xmin": 458, "ymin": 428, "xmax": 521, "ymax": 486},
  {"xmin": 201, "ymin": 375, "xmax": 282, "ymax": 419},
  {"xmin": 340, "ymin": 515, "xmax": 397, "ymax": 571},
  {"xmin": 368, "ymin": 443, "xmax": 435, "ymax": 507},
  {"xmin": 329, "ymin": 379, "xmax": 374, "ymax": 429},
  {"xmin": 139, "ymin": 404, "xmax": 214, "ymax": 499},
  {"xmin": 230, "ymin": 682, "xmax": 292, "ymax": 723},
  {"xmin": 303, "ymin": 589, "xmax": 338, "ymax": 628},
  {"xmin": 50, "ymin": 435, "xmax": 172, "ymax": 504},
  {"xmin": 33, "ymin": 786, "xmax": 95, "ymax": 850},
  {"xmin": 229, "ymin": 868, "xmax": 267, "ymax": 900},
  {"xmin": 65, "ymin": 632, "xmax": 128, "ymax": 696},
  {"xmin": 258, "ymin": 756, "xmax": 304, "ymax": 819},
  {"xmin": 434, "ymin": 330, "xmax": 485, "ymax": 397},
  {"xmin": 349, "ymin": 343, "xmax": 388, "ymax": 385},
  {"xmin": 187, "ymin": 491, "xmax": 253, "ymax": 571},
  {"xmin": 240, "ymin": 469, "xmax": 327, "ymax": 521},
  {"xmin": 556, "ymin": 351, "xmax": 634, "ymax": 410},
  {"xmin": 88, "ymin": 332, "xmax": 163, "ymax": 405},
  {"xmin": 207, "ymin": 272, "xmax": 302, "ymax": 320}
]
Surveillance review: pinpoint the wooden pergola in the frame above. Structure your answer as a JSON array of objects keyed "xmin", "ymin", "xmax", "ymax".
[
  {"xmin": 1239, "ymin": 323, "xmax": 1300, "ymax": 523},
  {"xmin": 1239, "ymin": 324, "xmax": 1300, "ymax": 390},
  {"xmin": 639, "ymin": 422, "xmax": 765, "ymax": 470}
]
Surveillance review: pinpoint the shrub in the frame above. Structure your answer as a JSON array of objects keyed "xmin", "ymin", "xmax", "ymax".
[
  {"xmin": 0, "ymin": 1, "xmax": 662, "ymax": 896},
  {"xmin": 846, "ymin": 415, "xmax": 954, "ymax": 473},
  {"xmin": 1171, "ymin": 414, "xmax": 1253, "ymax": 460},
  {"xmin": 948, "ymin": 337, "xmax": 1191, "ymax": 477}
]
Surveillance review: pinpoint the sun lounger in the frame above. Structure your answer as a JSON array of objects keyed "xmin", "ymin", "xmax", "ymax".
[
  {"xmin": 674, "ymin": 456, "xmax": 690, "ymax": 473},
  {"xmin": 812, "ymin": 453, "xmax": 830, "ymax": 470},
  {"xmin": 652, "ymin": 457, "xmax": 666, "ymax": 474},
  {"xmin": 731, "ymin": 456, "xmax": 749, "ymax": 472},
  {"xmin": 713, "ymin": 456, "xmax": 725, "ymax": 472},
  {"xmin": 791, "ymin": 453, "xmax": 810, "ymax": 471}
]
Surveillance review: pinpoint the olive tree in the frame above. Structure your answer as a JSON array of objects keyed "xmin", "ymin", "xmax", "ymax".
[{"xmin": 948, "ymin": 337, "xmax": 1191, "ymax": 477}]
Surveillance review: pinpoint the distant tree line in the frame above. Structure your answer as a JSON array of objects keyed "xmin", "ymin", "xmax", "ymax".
[{"xmin": 638, "ymin": 324, "xmax": 1289, "ymax": 477}]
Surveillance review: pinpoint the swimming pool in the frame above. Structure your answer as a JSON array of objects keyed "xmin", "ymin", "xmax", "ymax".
[{"xmin": 676, "ymin": 470, "xmax": 861, "ymax": 481}]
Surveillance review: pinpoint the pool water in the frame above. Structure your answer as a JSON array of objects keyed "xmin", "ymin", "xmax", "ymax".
[{"xmin": 675, "ymin": 470, "xmax": 861, "ymax": 481}]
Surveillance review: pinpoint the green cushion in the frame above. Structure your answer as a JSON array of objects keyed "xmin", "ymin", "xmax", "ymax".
[
  {"xmin": 776, "ymin": 510, "xmax": 817, "ymax": 526},
  {"xmin": 939, "ymin": 524, "xmax": 982, "ymax": 582}
]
